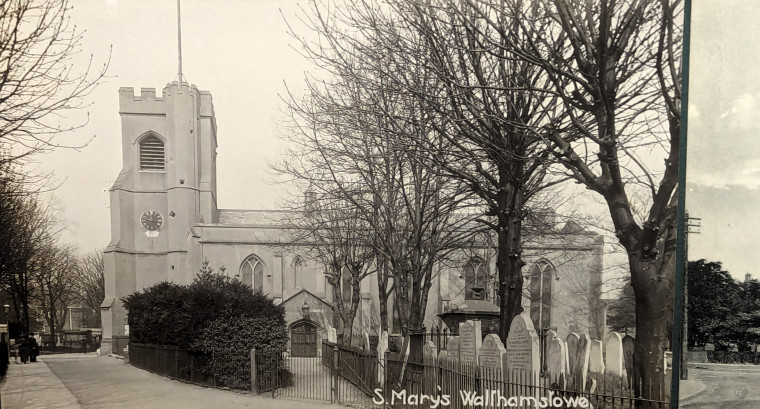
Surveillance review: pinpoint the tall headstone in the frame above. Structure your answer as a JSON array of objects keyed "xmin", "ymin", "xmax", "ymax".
[
  {"xmin": 438, "ymin": 349, "xmax": 449, "ymax": 366},
  {"xmin": 544, "ymin": 329, "xmax": 557, "ymax": 371},
  {"xmin": 571, "ymin": 333, "xmax": 591, "ymax": 392},
  {"xmin": 506, "ymin": 314, "xmax": 540, "ymax": 386},
  {"xmin": 364, "ymin": 333, "xmax": 371, "ymax": 351},
  {"xmin": 589, "ymin": 340, "xmax": 605, "ymax": 373},
  {"xmin": 566, "ymin": 333, "xmax": 580, "ymax": 374},
  {"xmin": 547, "ymin": 337, "xmax": 568, "ymax": 388},
  {"xmin": 423, "ymin": 341, "xmax": 439, "ymax": 365},
  {"xmin": 622, "ymin": 335, "xmax": 635, "ymax": 389},
  {"xmin": 377, "ymin": 331, "xmax": 389, "ymax": 386},
  {"xmin": 479, "ymin": 334, "xmax": 507, "ymax": 379},
  {"xmin": 423, "ymin": 340, "xmax": 439, "ymax": 392},
  {"xmin": 605, "ymin": 332, "xmax": 624, "ymax": 377},
  {"xmin": 447, "ymin": 336, "xmax": 461, "ymax": 363},
  {"xmin": 459, "ymin": 320, "xmax": 482, "ymax": 365}
]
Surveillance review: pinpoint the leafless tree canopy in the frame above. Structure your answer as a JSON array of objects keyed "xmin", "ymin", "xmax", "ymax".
[
  {"xmin": 72, "ymin": 249, "xmax": 105, "ymax": 327},
  {"xmin": 0, "ymin": 0, "xmax": 109, "ymax": 170},
  {"xmin": 281, "ymin": 0, "xmax": 682, "ymax": 400}
]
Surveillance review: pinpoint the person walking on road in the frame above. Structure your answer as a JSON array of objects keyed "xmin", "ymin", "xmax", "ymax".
[
  {"xmin": 29, "ymin": 332, "xmax": 39, "ymax": 362},
  {"xmin": 18, "ymin": 335, "xmax": 30, "ymax": 364}
]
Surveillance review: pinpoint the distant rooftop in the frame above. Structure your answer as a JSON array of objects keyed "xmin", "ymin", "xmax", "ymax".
[{"xmin": 216, "ymin": 209, "xmax": 294, "ymax": 226}]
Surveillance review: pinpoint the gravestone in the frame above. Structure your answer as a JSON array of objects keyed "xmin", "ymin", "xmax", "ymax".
[
  {"xmin": 506, "ymin": 314, "xmax": 540, "ymax": 385},
  {"xmin": 364, "ymin": 333, "xmax": 371, "ymax": 351},
  {"xmin": 377, "ymin": 331, "xmax": 389, "ymax": 386},
  {"xmin": 605, "ymin": 332, "xmax": 624, "ymax": 376},
  {"xmin": 423, "ymin": 341, "xmax": 438, "ymax": 365},
  {"xmin": 438, "ymin": 349, "xmax": 449, "ymax": 366},
  {"xmin": 622, "ymin": 335, "xmax": 635, "ymax": 389},
  {"xmin": 547, "ymin": 337, "xmax": 568, "ymax": 388},
  {"xmin": 544, "ymin": 329, "xmax": 557, "ymax": 370},
  {"xmin": 423, "ymin": 341, "xmax": 439, "ymax": 391},
  {"xmin": 447, "ymin": 336, "xmax": 461, "ymax": 363},
  {"xmin": 587, "ymin": 339, "xmax": 605, "ymax": 395},
  {"xmin": 479, "ymin": 334, "xmax": 507, "ymax": 378},
  {"xmin": 571, "ymin": 333, "xmax": 591, "ymax": 392},
  {"xmin": 566, "ymin": 333, "xmax": 580, "ymax": 374},
  {"xmin": 704, "ymin": 343, "xmax": 715, "ymax": 351},
  {"xmin": 459, "ymin": 320, "xmax": 482, "ymax": 365},
  {"xmin": 589, "ymin": 340, "xmax": 605, "ymax": 373},
  {"xmin": 328, "ymin": 326, "xmax": 337, "ymax": 344}
]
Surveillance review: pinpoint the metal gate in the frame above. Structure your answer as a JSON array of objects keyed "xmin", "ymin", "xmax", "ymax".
[
  {"xmin": 253, "ymin": 343, "xmax": 378, "ymax": 407},
  {"xmin": 290, "ymin": 321, "xmax": 318, "ymax": 357}
]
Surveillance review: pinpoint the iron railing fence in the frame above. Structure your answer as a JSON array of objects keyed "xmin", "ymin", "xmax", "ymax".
[
  {"xmin": 255, "ymin": 343, "xmax": 378, "ymax": 406},
  {"xmin": 383, "ymin": 355, "xmax": 671, "ymax": 409},
  {"xmin": 129, "ymin": 343, "xmax": 250, "ymax": 390},
  {"xmin": 129, "ymin": 337, "xmax": 672, "ymax": 409},
  {"xmin": 322, "ymin": 340, "xmax": 379, "ymax": 396},
  {"xmin": 706, "ymin": 350, "xmax": 760, "ymax": 364}
]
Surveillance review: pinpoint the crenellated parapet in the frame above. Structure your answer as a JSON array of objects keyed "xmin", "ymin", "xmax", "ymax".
[{"xmin": 118, "ymin": 81, "xmax": 216, "ymax": 119}]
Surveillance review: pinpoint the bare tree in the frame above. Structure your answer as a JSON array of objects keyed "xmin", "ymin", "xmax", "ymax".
[
  {"xmin": 291, "ymin": 194, "xmax": 376, "ymax": 346},
  {"xmin": 0, "ymin": 175, "xmax": 58, "ymax": 333},
  {"xmin": 280, "ymin": 6, "xmax": 480, "ymax": 336},
  {"xmin": 33, "ymin": 244, "xmax": 78, "ymax": 347},
  {"xmin": 284, "ymin": 0, "xmax": 597, "ymax": 343},
  {"xmin": 72, "ymin": 249, "xmax": 105, "ymax": 328},
  {"xmin": 386, "ymin": 0, "xmax": 580, "ymax": 342},
  {"xmin": 463, "ymin": 0, "xmax": 682, "ymax": 401},
  {"xmin": 0, "ymin": 0, "xmax": 109, "ymax": 171}
]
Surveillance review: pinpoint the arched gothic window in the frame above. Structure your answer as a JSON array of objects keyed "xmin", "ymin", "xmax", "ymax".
[
  {"xmin": 529, "ymin": 260, "xmax": 555, "ymax": 332},
  {"xmin": 139, "ymin": 134, "xmax": 165, "ymax": 171},
  {"xmin": 464, "ymin": 258, "xmax": 489, "ymax": 300},
  {"xmin": 292, "ymin": 256, "xmax": 305, "ymax": 288},
  {"xmin": 240, "ymin": 255, "xmax": 265, "ymax": 293}
]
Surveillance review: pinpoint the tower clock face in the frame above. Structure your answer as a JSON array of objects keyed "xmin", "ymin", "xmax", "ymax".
[{"xmin": 140, "ymin": 211, "xmax": 163, "ymax": 231}]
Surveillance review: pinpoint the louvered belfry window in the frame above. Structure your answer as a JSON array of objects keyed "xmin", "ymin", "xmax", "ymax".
[{"xmin": 139, "ymin": 135, "xmax": 165, "ymax": 171}]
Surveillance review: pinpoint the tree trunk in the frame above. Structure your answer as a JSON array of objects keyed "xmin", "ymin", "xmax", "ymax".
[
  {"xmin": 376, "ymin": 257, "xmax": 390, "ymax": 333},
  {"xmin": 497, "ymin": 183, "xmax": 526, "ymax": 344},
  {"xmin": 630, "ymin": 254, "xmax": 674, "ymax": 406},
  {"xmin": 408, "ymin": 263, "xmax": 433, "ymax": 332},
  {"xmin": 395, "ymin": 266, "xmax": 411, "ymax": 338}
]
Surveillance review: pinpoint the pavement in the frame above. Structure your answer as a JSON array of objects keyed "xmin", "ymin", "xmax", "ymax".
[
  {"xmin": 0, "ymin": 353, "xmax": 349, "ymax": 409},
  {"xmin": 677, "ymin": 378, "xmax": 706, "ymax": 401},
  {"xmin": 1, "ymin": 355, "xmax": 84, "ymax": 409},
  {"xmin": 679, "ymin": 363, "xmax": 760, "ymax": 408}
]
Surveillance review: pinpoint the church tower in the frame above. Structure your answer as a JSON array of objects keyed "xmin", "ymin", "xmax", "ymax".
[{"xmin": 100, "ymin": 81, "xmax": 218, "ymax": 355}]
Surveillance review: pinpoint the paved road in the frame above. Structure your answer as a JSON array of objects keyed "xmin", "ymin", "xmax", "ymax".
[
  {"xmin": 680, "ymin": 363, "xmax": 760, "ymax": 409},
  {"xmin": 42, "ymin": 354, "xmax": 344, "ymax": 409}
]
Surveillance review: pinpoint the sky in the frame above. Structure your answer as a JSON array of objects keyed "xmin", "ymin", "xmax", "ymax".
[
  {"xmin": 39, "ymin": 0, "xmax": 311, "ymax": 252},
  {"xmin": 686, "ymin": 1, "xmax": 760, "ymax": 280},
  {"xmin": 32, "ymin": 0, "xmax": 757, "ymax": 281}
]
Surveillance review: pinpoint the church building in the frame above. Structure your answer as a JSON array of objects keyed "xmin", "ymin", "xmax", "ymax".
[{"xmin": 100, "ymin": 80, "xmax": 605, "ymax": 356}]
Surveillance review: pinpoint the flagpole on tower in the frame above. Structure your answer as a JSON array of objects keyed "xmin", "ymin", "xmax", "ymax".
[{"xmin": 177, "ymin": 0, "xmax": 184, "ymax": 84}]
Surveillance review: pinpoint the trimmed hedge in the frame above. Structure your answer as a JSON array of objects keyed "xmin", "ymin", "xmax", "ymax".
[
  {"xmin": 122, "ymin": 262, "xmax": 286, "ymax": 350},
  {"xmin": 191, "ymin": 316, "xmax": 290, "ymax": 389}
]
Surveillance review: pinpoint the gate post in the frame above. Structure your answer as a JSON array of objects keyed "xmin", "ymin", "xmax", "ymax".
[
  {"xmin": 250, "ymin": 348, "xmax": 258, "ymax": 395},
  {"xmin": 332, "ymin": 345, "xmax": 339, "ymax": 403}
]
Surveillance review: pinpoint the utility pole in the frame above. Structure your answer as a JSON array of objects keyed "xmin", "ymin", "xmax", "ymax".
[{"xmin": 681, "ymin": 212, "xmax": 701, "ymax": 380}]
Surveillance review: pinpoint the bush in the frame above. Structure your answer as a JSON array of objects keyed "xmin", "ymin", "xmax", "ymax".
[
  {"xmin": 191, "ymin": 316, "xmax": 290, "ymax": 390},
  {"xmin": 122, "ymin": 282, "xmax": 190, "ymax": 345},
  {"xmin": 122, "ymin": 261, "xmax": 286, "ymax": 349},
  {"xmin": 192, "ymin": 316, "xmax": 289, "ymax": 354}
]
